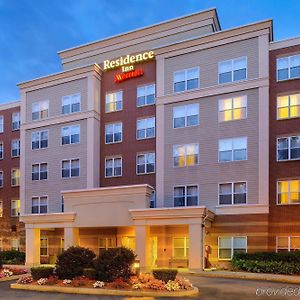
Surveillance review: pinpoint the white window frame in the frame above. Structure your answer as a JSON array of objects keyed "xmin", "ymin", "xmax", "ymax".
[
  {"xmin": 218, "ymin": 236, "xmax": 247, "ymax": 260},
  {"xmin": 0, "ymin": 170, "xmax": 3, "ymax": 188},
  {"xmin": 276, "ymin": 236, "xmax": 300, "ymax": 252},
  {"xmin": 0, "ymin": 116, "xmax": 4, "ymax": 133},
  {"xmin": 277, "ymin": 54, "xmax": 300, "ymax": 81},
  {"xmin": 32, "ymin": 162, "xmax": 48, "ymax": 181},
  {"xmin": 11, "ymin": 199, "xmax": 20, "ymax": 217},
  {"xmin": 218, "ymin": 57, "xmax": 248, "ymax": 84},
  {"xmin": 61, "ymin": 93, "xmax": 81, "ymax": 115},
  {"xmin": 11, "ymin": 139, "xmax": 20, "ymax": 158},
  {"xmin": 31, "ymin": 196, "xmax": 48, "ymax": 214},
  {"xmin": 172, "ymin": 237, "xmax": 189, "ymax": 258},
  {"xmin": 218, "ymin": 182, "xmax": 247, "ymax": 206},
  {"xmin": 173, "ymin": 143, "xmax": 199, "ymax": 167},
  {"xmin": 173, "ymin": 185, "xmax": 199, "ymax": 207},
  {"xmin": 105, "ymin": 156, "xmax": 122, "ymax": 178},
  {"xmin": 136, "ymin": 152, "xmax": 156, "ymax": 175},
  {"xmin": 218, "ymin": 137, "xmax": 248, "ymax": 162},
  {"xmin": 173, "ymin": 103, "xmax": 199, "ymax": 129},
  {"xmin": 137, "ymin": 83, "xmax": 156, "ymax": 107},
  {"xmin": 105, "ymin": 90, "xmax": 123, "ymax": 113},
  {"xmin": 277, "ymin": 136, "xmax": 300, "ymax": 161},
  {"xmin": 105, "ymin": 122, "xmax": 122, "ymax": 144},
  {"xmin": 61, "ymin": 158, "xmax": 80, "ymax": 178},
  {"xmin": 11, "ymin": 238, "xmax": 19, "ymax": 251},
  {"xmin": 173, "ymin": 67, "xmax": 200, "ymax": 93},
  {"xmin": 277, "ymin": 180, "xmax": 300, "ymax": 205},
  {"xmin": 276, "ymin": 94, "xmax": 300, "ymax": 120},
  {"xmin": 11, "ymin": 168, "xmax": 20, "ymax": 187},
  {"xmin": 12, "ymin": 112, "xmax": 20, "ymax": 131},
  {"xmin": 31, "ymin": 130, "xmax": 49, "ymax": 150},
  {"xmin": 61, "ymin": 125, "xmax": 80, "ymax": 145},
  {"xmin": 136, "ymin": 117, "xmax": 156, "ymax": 140},
  {"xmin": 218, "ymin": 96, "xmax": 247, "ymax": 122},
  {"xmin": 40, "ymin": 237, "xmax": 49, "ymax": 256},
  {"xmin": 32, "ymin": 100, "xmax": 49, "ymax": 121},
  {"xmin": 0, "ymin": 141, "xmax": 3, "ymax": 159}
]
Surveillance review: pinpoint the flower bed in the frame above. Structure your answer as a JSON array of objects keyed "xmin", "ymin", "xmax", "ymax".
[{"xmin": 0, "ymin": 267, "xmax": 28, "ymax": 281}]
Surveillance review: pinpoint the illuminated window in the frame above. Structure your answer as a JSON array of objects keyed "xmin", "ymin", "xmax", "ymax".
[
  {"xmin": 98, "ymin": 237, "xmax": 116, "ymax": 254},
  {"xmin": 137, "ymin": 117, "xmax": 155, "ymax": 139},
  {"xmin": 0, "ymin": 171, "xmax": 3, "ymax": 188},
  {"xmin": 137, "ymin": 84, "xmax": 155, "ymax": 106},
  {"xmin": 277, "ymin": 94, "xmax": 300, "ymax": 119},
  {"xmin": 277, "ymin": 54, "xmax": 300, "ymax": 81},
  {"xmin": 11, "ymin": 139, "xmax": 20, "ymax": 157},
  {"xmin": 32, "ymin": 100, "xmax": 49, "ymax": 121},
  {"xmin": 31, "ymin": 196, "xmax": 48, "ymax": 214},
  {"xmin": 121, "ymin": 237, "xmax": 135, "ymax": 251},
  {"xmin": 277, "ymin": 136, "xmax": 300, "ymax": 161},
  {"xmin": 219, "ymin": 182, "xmax": 246, "ymax": 205},
  {"xmin": 0, "ymin": 142, "xmax": 3, "ymax": 159},
  {"xmin": 32, "ymin": 163, "xmax": 48, "ymax": 181},
  {"xmin": 105, "ymin": 122, "xmax": 122, "ymax": 144},
  {"xmin": 277, "ymin": 236, "xmax": 300, "ymax": 252},
  {"xmin": 277, "ymin": 180, "xmax": 300, "ymax": 204},
  {"xmin": 105, "ymin": 91, "xmax": 123, "ymax": 112},
  {"xmin": 12, "ymin": 112, "xmax": 20, "ymax": 131},
  {"xmin": 173, "ymin": 237, "xmax": 189, "ymax": 258},
  {"xmin": 173, "ymin": 103, "xmax": 199, "ymax": 128},
  {"xmin": 11, "ymin": 239, "xmax": 19, "ymax": 251},
  {"xmin": 62, "ymin": 93, "xmax": 81, "ymax": 114},
  {"xmin": 32, "ymin": 130, "xmax": 48, "ymax": 150},
  {"xmin": 0, "ymin": 200, "xmax": 2, "ymax": 217},
  {"xmin": 11, "ymin": 199, "xmax": 20, "ymax": 217},
  {"xmin": 218, "ymin": 236, "xmax": 247, "ymax": 260},
  {"xmin": 219, "ymin": 137, "xmax": 247, "ymax": 162},
  {"xmin": 0, "ymin": 116, "xmax": 4, "ymax": 133},
  {"xmin": 174, "ymin": 185, "xmax": 198, "ymax": 207},
  {"xmin": 173, "ymin": 67, "xmax": 199, "ymax": 93},
  {"xmin": 219, "ymin": 57, "xmax": 247, "ymax": 84},
  {"xmin": 61, "ymin": 125, "xmax": 80, "ymax": 145},
  {"xmin": 11, "ymin": 169, "xmax": 20, "ymax": 186},
  {"xmin": 219, "ymin": 96, "xmax": 247, "ymax": 122},
  {"xmin": 105, "ymin": 156, "xmax": 122, "ymax": 177},
  {"xmin": 40, "ymin": 237, "xmax": 48, "ymax": 256},
  {"xmin": 173, "ymin": 144, "xmax": 199, "ymax": 167},
  {"xmin": 62, "ymin": 159, "xmax": 80, "ymax": 178},
  {"xmin": 136, "ymin": 153, "xmax": 155, "ymax": 174}
]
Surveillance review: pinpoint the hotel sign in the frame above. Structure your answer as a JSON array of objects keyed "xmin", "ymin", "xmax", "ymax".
[{"xmin": 103, "ymin": 51, "xmax": 155, "ymax": 83}]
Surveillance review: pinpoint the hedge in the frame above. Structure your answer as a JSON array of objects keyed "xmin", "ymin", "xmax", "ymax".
[
  {"xmin": 232, "ymin": 252, "xmax": 300, "ymax": 275},
  {"xmin": 31, "ymin": 266, "xmax": 54, "ymax": 280},
  {"xmin": 0, "ymin": 250, "xmax": 25, "ymax": 265},
  {"xmin": 153, "ymin": 269, "xmax": 178, "ymax": 282}
]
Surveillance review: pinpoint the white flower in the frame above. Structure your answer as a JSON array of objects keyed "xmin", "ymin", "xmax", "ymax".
[
  {"xmin": 3, "ymin": 269, "xmax": 13, "ymax": 277},
  {"xmin": 93, "ymin": 281, "xmax": 105, "ymax": 288},
  {"xmin": 37, "ymin": 278, "xmax": 48, "ymax": 285},
  {"xmin": 63, "ymin": 279, "xmax": 72, "ymax": 285},
  {"xmin": 164, "ymin": 280, "xmax": 180, "ymax": 291}
]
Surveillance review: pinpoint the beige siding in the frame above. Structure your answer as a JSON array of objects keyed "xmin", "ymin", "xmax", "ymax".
[
  {"xmin": 25, "ymin": 78, "xmax": 88, "ymax": 122},
  {"xmin": 24, "ymin": 120, "xmax": 88, "ymax": 214},
  {"xmin": 163, "ymin": 88, "xmax": 259, "ymax": 210},
  {"xmin": 164, "ymin": 37, "xmax": 259, "ymax": 95}
]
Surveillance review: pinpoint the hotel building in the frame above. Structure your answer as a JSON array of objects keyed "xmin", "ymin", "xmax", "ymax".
[{"xmin": 12, "ymin": 8, "xmax": 300, "ymax": 270}]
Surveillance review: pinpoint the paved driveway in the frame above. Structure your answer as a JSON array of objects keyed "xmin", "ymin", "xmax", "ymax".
[{"xmin": 1, "ymin": 276, "xmax": 300, "ymax": 299}]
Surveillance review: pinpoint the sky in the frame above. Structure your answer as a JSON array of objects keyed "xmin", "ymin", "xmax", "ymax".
[{"xmin": 0, "ymin": 0, "xmax": 300, "ymax": 103}]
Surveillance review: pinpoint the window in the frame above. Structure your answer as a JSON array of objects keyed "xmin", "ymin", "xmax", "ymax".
[
  {"xmin": 136, "ymin": 153, "xmax": 155, "ymax": 174},
  {"xmin": 277, "ymin": 180, "xmax": 300, "ymax": 204},
  {"xmin": 62, "ymin": 93, "xmax": 81, "ymax": 114},
  {"xmin": 218, "ymin": 236, "xmax": 247, "ymax": 260},
  {"xmin": 0, "ymin": 116, "xmax": 3, "ymax": 133},
  {"xmin": 32, "ymin": 196, "xmax": 48, "ymax": 214},
  {"xmin": 61, "ymin": 125, "xmax": 80, "ymax": 145},
  {"xmin": 276, "ymin": 236, "xmax": 300, "ymax": 252},
  {"xmin": 32, "ymin": 163, "xmax": 48, "ymax": 181},
  {"xmin": 62, "ymin": 159, "xmax": 80, "ymax": 178},
  {"xmin": 150, "ymin": 190, "xmax": 156, "ymax": 208},
  {"xmin": 105, "ymin": 91, "xmax": 123, "ymax": 112},
  {"xmin": 0, "ymin": 142, "xmax": 3, "ymax": 159},
  {"xmin": 219, "ymin": 182, "xmax": 247, "ymax": 205},
  {"xmin": 277, "ymin": 136, "xmax": 300, "ymax": 161},
  {"xmin": 32, "ymin": 130, "xmax": 48, "ymax": 150},
  {"xmin": 11, "ymin": 239, "xmax": 19, "ymax": 251},
  {"xmin": 105, "ymin": 157, "xmax": 122, "ymax": 177},
  {"xmin": 137, "ymin": 117, "xmax": 155, "ymax": 139},
  {"xmin": 12, "ymin": 112, "xmax": 20, "ymax": 130},
  {"xmin": 173, "ymin": 67, "xmax": 199, "ymax": 93},
  {"xmin": 32, "ymin": 100, "xmax": 49, "ymax": 121},
  {"xmin": 174, "ymin": 185, "xmax": 198, "ymax": 207},
  {"xmin": 99, "ymin": 237, "xmax": 116, "ymax": 254},
  {"xmin": 40, "ymin": 237, "xmax": 48, "ymax": 256},
  {"xmin": 219, "ymin": 57, "xmax": 247, "ymax": 84},
  {"xmin": 105, "ymin": 122, "xmax": 122, "ymax": 144},
  {"xmin": 173, "ymin": 144, "xmax": 199, "ymax": 167},
  {"xmin": 219, "ymin": 96, "xmax": 247, "ymax": 122},
  {"xmin": 0, "ymin": 200, "xmax": 2, "ymax": 217},
  {"xmin": 11, "ymin": 169, "xmax": 20, "ymax": 186},
  {"xmin": 11, "ymin": 139, "xmax": 20, "ymax": 157},
  {"xmin": 173, "ymin": 103, "xmax": 199, "ymax": 128},
  {"xmin": 277, "ymin": 54, "xmax": 300, "ymax": 81},
  {"xmin": 219, "ymin": 137, "xmax": 247, "ymax": 162},
  {"xmin": 121, "ymin": 237, "xmax": 135, "ymax": 251},
  {"xmin": 11, "ymin": 199, "xmax": 20, "ymax": 217},
  {"xmin": 277, "ymin": 94, "xmax": 300, "ymax": 119},
  {"xmin": 61, "ymin": 196, "xmax": 64, "ymax": 213},
  {"xmin": 0, "ymin": 239, "xmax": 2, "ymax": 251},
  {"xmin": 173, "ymin": 237, "xmax": 189, "ymax": 258},
  {"xmin": 0, "ymin": 171, "xmax": 3, "ymax": 187},
  {"xmin": 137, "ymin": 84, "xmax": 155, "ymax": 106}
]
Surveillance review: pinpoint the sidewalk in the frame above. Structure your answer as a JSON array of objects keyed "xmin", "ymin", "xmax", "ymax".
[{"xmin": 188, "ymin": 270, "xmax": 300, "ymax": 284}]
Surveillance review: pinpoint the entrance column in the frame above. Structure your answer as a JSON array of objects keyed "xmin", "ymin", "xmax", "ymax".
[
  {"xmin": 25, "ymin": 226, "xmax": 40, "ymax": 266},
  {"xmin": 64, "ymin": 227, "xmax": 79, "ymax": 250},
  {"xmin": 189, "ymin": 223, "xmax": 203, "ymax": 271},
  {"xmin": 135, "ymin": 225, "xmax": 151, "ymax": 271}
]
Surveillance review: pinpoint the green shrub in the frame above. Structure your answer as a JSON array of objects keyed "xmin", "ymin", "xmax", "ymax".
[
  {"xmin": 0, "ymin": 256, "xmax": 2, "ymax": 269},
  {"xmin": 55, "ymin": 246, "xmax": 96, "ymax": 279},
  {"xmin": 31, "ymin": 266, "xmax": 54, "ymax": 280},
  {"xmin": 152, "ymin": 269, "xmax": 178, "ymax": 283},
  {"xmin": 93, "ymin": 247, "xmax": 136, "ymax": 282},
  {"xmin": 83, "ymin": 268, "xmax": 97, "ymax": 279},
  {"xmin": 0, "ymin": 250, "xmax": 25, "ymax": 264},
  {"xmin": 232, "ymin": 252, "xmax": 300, "ymax": 275}
]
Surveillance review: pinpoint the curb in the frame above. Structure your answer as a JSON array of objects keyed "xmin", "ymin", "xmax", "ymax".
[
  {"xmin": 10, "ymin": 283, "xmax": 199, "ymax": 297},
  {"xmin": 188, "ymin": 272, "xmax": 300, "ymax": 284},
  {"xmin": 0, "ymin": 275, "xmax": 22, "ymax": 283}
]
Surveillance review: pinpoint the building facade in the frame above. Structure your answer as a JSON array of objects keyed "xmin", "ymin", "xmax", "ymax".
[{"xmin": 10, "ymin": 8, "xmax": 299, "ymax": 270}]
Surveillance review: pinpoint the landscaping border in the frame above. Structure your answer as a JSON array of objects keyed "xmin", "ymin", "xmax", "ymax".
[
  {"xmin": 10, "ymin": 283, "xmax": 199, "ymax": 297},
  {"xmin": 0, "ymin": 276, "xmax": 22, "ymax": 282}
]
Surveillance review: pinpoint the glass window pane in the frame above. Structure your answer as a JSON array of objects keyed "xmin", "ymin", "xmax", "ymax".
[
  {"xmin": 174, "ymin": 71, "xmax": 185, "ymax": 83},
  {"xmin": 233, "ymin": 58, "xmax": 247, "ymax": 70},
  {"xmin": 219, "ymin": 237, "xmax": 231, "ymax": 248},
  {"xmin": 187, "ymin": 68, "xmax": 199, "ymax": 80},
  {"xmin": 233, "ymin": 237, "xmax": 246, "ymax": 249},
  {"xmin": 277, "ymin": 57, "xmax": 289, "ymax": 70},
  {"xmin": 219, "ymin": 61, "xmax": 232, "ymax": 73}
]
